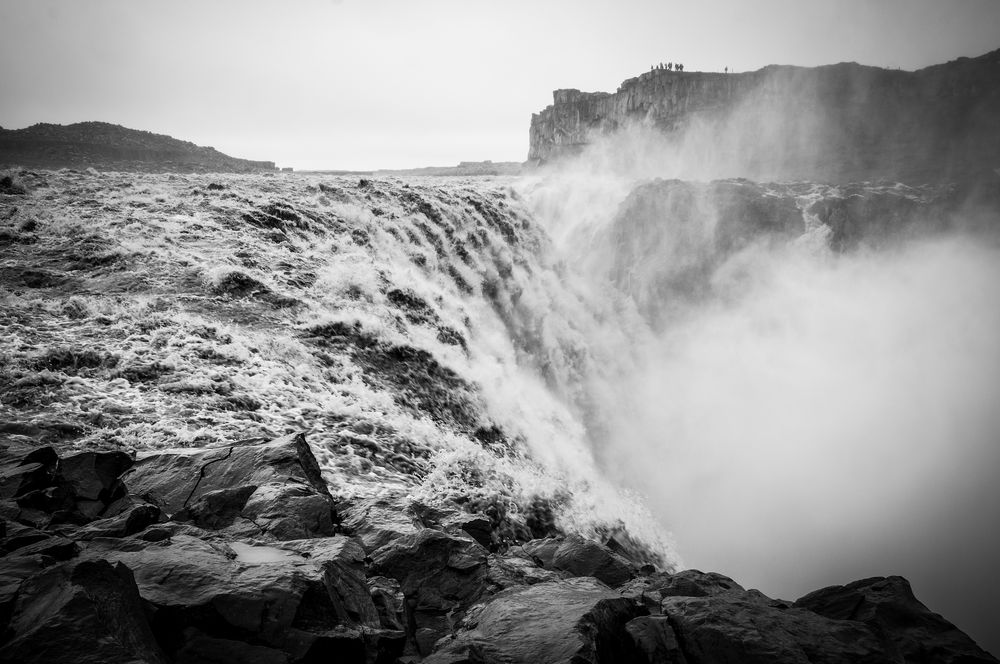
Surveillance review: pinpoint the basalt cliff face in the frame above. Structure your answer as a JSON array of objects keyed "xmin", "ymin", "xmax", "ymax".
[
  {"xmin": 0, "ymin": 122, "xmax": 276, "ymax": 173},
  {"xmin": 528, "ymin": 49, "xmax": 1000, "ymax": 183}
]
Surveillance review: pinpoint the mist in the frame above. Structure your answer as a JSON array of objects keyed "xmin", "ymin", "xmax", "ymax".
[{"xmin": 517, "ymin": 120, "xmax": 1000, "ymax": 651}]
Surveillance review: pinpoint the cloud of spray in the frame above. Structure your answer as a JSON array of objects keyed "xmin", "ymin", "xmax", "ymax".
[{"xmin": 516, "ymin": 128, "xmax": 1000, "ymax": 651}]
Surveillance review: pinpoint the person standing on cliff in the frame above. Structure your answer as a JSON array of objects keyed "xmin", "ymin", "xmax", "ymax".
[{"xmin": 725, "ymin": 66, "xmax": 728, "ymax": 74}]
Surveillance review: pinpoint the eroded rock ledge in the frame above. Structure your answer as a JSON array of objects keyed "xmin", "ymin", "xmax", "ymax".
[{"xmin": 1, "ymin": 434, "xmax": 995, "ymax": 663}]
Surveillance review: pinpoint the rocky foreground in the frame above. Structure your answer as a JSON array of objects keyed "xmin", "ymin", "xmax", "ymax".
[
  {"xmin": 1, "ymin": 168, "xmax": 997, "ymax": 662},
  {"xmin": 1, "ymin": 434, "xmax": 996, "ymax": 664}
]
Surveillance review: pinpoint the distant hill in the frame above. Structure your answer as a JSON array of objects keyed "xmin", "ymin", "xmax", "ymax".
[{"xmin": 0, "ymin": 121, "xmax": 276, "ymax": 173}]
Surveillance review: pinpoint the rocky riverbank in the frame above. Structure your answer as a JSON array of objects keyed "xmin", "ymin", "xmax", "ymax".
[{"xmin": 2, "ymin": 435, "xmax": 995, "ymax": 663}]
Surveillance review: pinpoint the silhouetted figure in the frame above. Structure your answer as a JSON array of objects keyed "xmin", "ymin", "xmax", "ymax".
[
  {"xmin": 725, "ymin": 66, "xmax": 728, "ymax": 74},
  {"xmin": 667, "ymin": 62, "xmax": 673, "ymax": 71},
  {"xmin": 678, "ymin": 63, "xmax": 684, "ymax": 72}
]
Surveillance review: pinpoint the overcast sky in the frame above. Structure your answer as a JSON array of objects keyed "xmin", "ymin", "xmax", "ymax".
[{"xmin": 1, "ymin": 0, "xmax": 999, "ymax": 169}]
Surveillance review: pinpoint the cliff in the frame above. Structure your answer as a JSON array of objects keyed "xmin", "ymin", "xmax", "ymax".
[
  {"xmin": 528, "ymin": 48, "xmax": 1000, "ymax": 183},
  {"xmin": 0, "ymin": 121, "xmax": 276, "ymax": 173}
]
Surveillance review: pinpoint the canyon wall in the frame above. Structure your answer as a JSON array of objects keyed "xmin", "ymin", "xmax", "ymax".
[{"xmin": 528, "ymin": 48, "xmax": 1000, "ymax": 183}]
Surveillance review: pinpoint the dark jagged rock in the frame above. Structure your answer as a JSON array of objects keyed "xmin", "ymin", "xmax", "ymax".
[
  {"xmin": 524, "ymin": 534, "xmax": 635, "ymax": 587},
  {"xmin": 425, "ymin": 577, "xmax": 647, "ymax": 663},
  {"xmin": 77, "ymin": 532, "xmax": 395, "ymax": 662},
  {"xmin": 122, "ymin": 433, "xmax": 338, "ymax": 539},
  {"xmin": 0, "ymin": 559, "xmax": 167, "ymax": 664},
  {"xmin": 795, "ymin": 576, "xmax": 997, "ymax": 664},
  {"xmin": 659, "ymin": 590, "xmax": 891, "ymax": 664},
  {"xmin": 369, "ymin": 528, "xmax": 489, "ymax": 655},
  {"xmin": 625, "ymin": 615, "xmax": 689, "ymax": 664},
  {"xmin": 58, "ymin": 450, "xmax": 132, "ymax": 502},
  {"xmin": 0, "ymin": 446, "xmax": 59, "ymax": 500}
]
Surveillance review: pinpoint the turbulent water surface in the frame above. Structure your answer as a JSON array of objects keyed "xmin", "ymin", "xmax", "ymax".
[{"xmin": 1, "ymin": 164, "xmax": 998, "ymax": 648}]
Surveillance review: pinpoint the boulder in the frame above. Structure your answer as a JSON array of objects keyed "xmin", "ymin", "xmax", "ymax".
[
  {"xmin": 337, "ymin": 493, "xmax": 422, "ymax": 552},
  {"xmin": 369, "ymin": 528, "xmax": 489, "ymax": 654},
  {"xmin": 485, "ymin": 551, "xmax": 564, "ymax": 591},
  {"xmin": 425, "ymin": 576, "xmax": 647, "ymax": 663},
  {"xmin": 280, "ymin": 536, "xmax": 380, "ymax": 628},
  {"xmin": 619, "ymin": 569, "xmax": 748, "ymax": 613},
  {"xmin": 0, "ymin": 559, "xmax": 167, "ymax": 664},
  {"xmin": 58, "ymin": 450, "xmax": 133, "ymax": 502},
  {"xmin": 795, "ymin": 576, "xmax": 998, "ymax": 664},
  {"xmin": 123, "ymin": 433, "xmax": 337, "ymax": 539},
  {"xmin": 0, "ymin": 446, "xmax": 59, "ymax": 500},
  {"xmin": 73, "ymin": 501, "xmax": 162, "ymax": 539},
  {"xmin": 660, "ymin": 590, "xmax": 890, "ymax": 664},
  {"xmin": 524, "ymin": 534, "xmax": 634, "ymax": 587},
  {"xmin": 368, "ymin": 575, "xmax": 406, "ymax": 631},
  {"xmin": 625, "ymin": 615, "xmax": 689, "ymax": 664},
  {"xmin": 76, "ymin": 532, "xmax": 385, "ymax": 661}
]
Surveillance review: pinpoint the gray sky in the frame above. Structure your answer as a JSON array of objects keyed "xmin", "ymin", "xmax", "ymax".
[{"xmin": 2, "ymin": 0, "xmax": 999, "ymax": 169}]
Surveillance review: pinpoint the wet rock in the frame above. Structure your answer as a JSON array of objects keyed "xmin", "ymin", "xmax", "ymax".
[
  {"xmin": 338, "ymin": 494, "xmax": 422, "ymax": 552},
  {"xmin": 122, "ymin": 433, "xmax": 337, "ymax": 538},
  {"xmin": 625, "ymin": 615, "xmax": 689, "ymax": 664},
  {"xmin": 794, "ymin": 576, "xmax": 998, "ymax": 664},
  {"xmin": 0, "ymin": 554, "xmax": 46, "ymax": 632},
  {"xmin": 59, "ymin": 450, "xmax": 133, "ymax": 502},
  {"xmin": 3, "ymin": 533, "xmax": 78, "ymax": 560},
  {"xmin": 619, "ymin": 569, "xmax": 747, "ymax": 612},
  {"xmin": 0, "ymin": 520, "xmax": 50, "ymax": 553},
  {"xmin": 77, "ymin": 532, "xmax": 383, "ymax": 660},
  {"xmin": 659, "ymin": 590, "xmax": 890, "ymax": 664},
  {"xmin": 0, "ymin": 446, "xmax": 59, "ymax": 499},
  {"xmin": 524, "ymin": 534, "xmax": 634, "ymax": 587},
  {"xmin": 485, "ymin": 551, "xmax": 564, "ymax": 591},
  {"xmin": 239, "ymin": 482, "xmax": 337, "ymax": 540},
  {"xmin": 74, "ymin": 501, "xmax": 162, "ymax": 539},
  {"xmin": 0, "ymin": 559, "xmax": 167, "ymax": 664},
  {"xmin": 369, "ymin": 528, "xmax": 489, "ymax": 654},
  {"xmin": 425, "ymin": 577, "xmax": 646, "ymax": 663},
  {"xmin": 281, "ymin": 536, "xmax": 380, "ymax": 628},
  {"xmin": 177, "ymin": 485, "xmax": 257, "ymax": 531},
  {"xmin": 368, "ymin": 575, "xmax": 406, "ymax": 631}
]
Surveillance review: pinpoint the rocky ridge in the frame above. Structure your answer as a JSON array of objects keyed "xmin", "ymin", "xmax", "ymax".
[
  {"xmin": 528, "ymin": 48, "xmax": 1000, "ymax": 183},
  {"xmin": 0, "ymin": 122, "xmax": 276, "ymax": 173}
]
